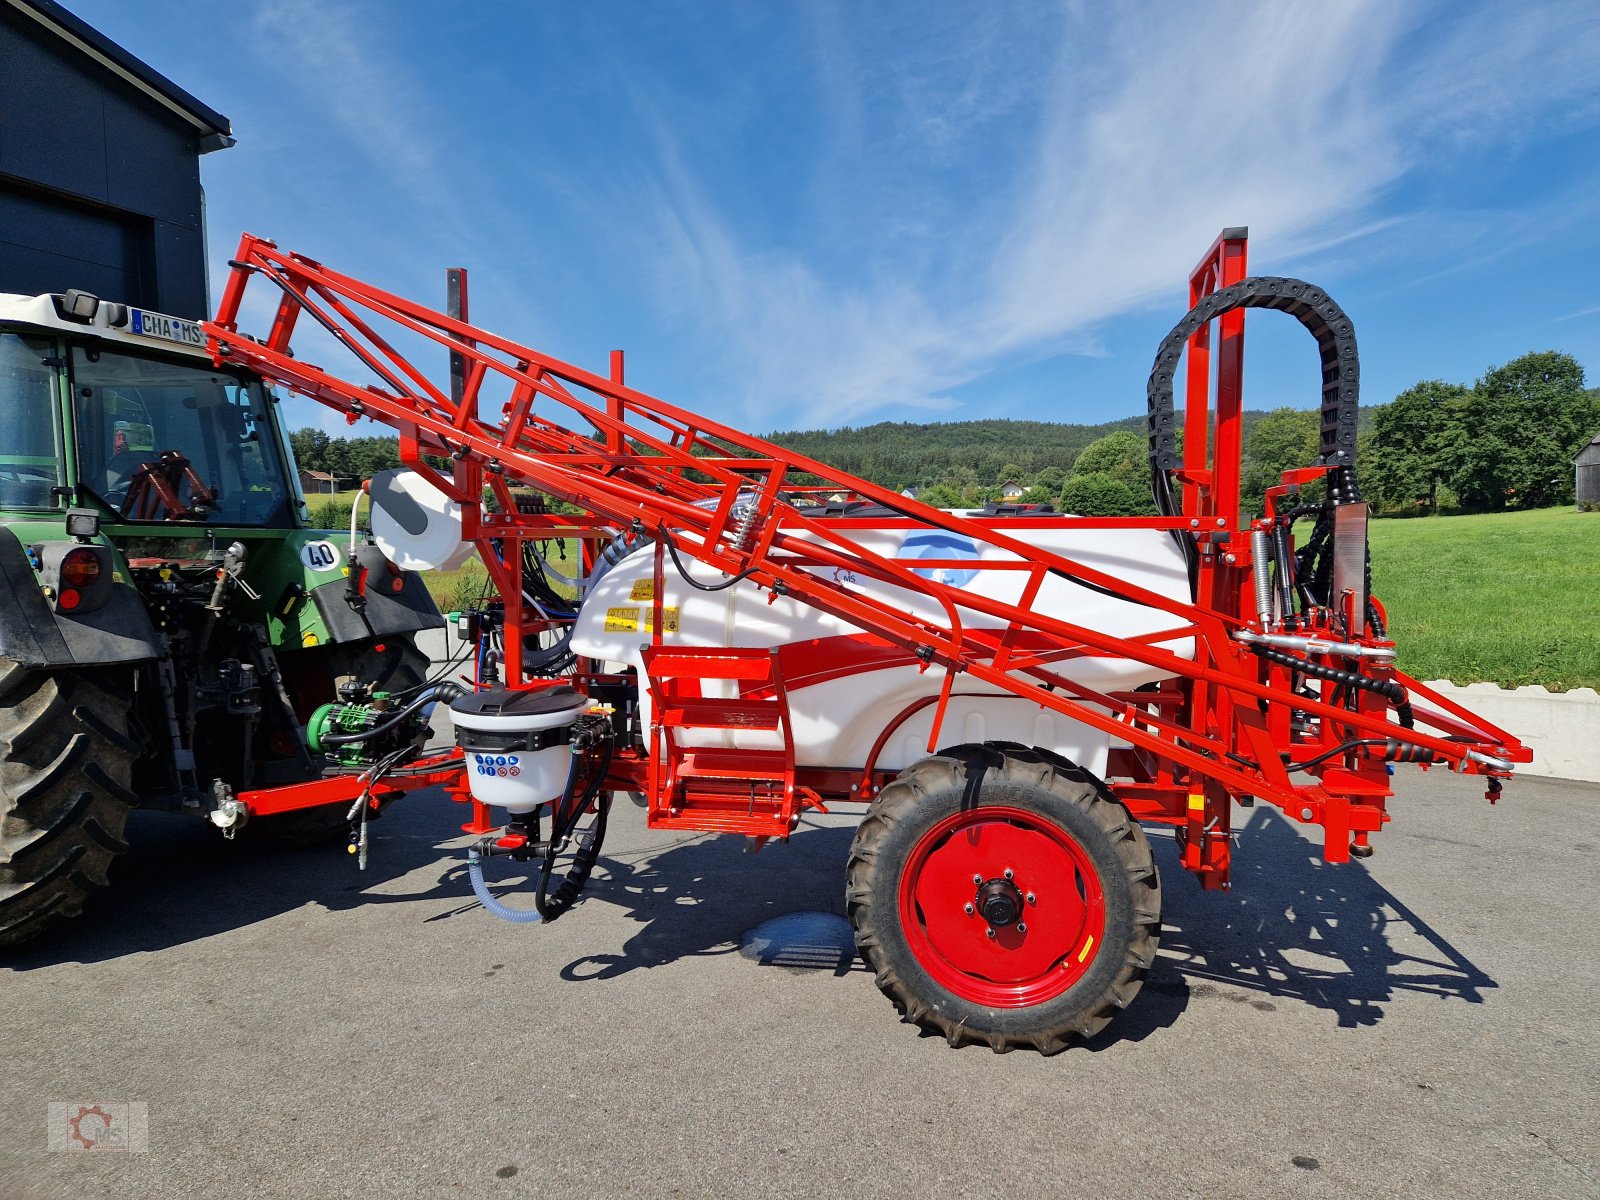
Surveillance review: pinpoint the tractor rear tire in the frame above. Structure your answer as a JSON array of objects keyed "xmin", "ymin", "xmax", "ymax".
[
  {"xmin": 846, "ymin": 744, "xmax": 1161, "ymax": 1053},
  {"xmin": 250, "ymin": 635, "xmax": 433, "ymax": 846},
  {"xmin": 0, "ymin": 662, "xmax": 140, "ymax": 950}
]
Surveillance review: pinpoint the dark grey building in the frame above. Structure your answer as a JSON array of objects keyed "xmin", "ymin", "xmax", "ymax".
[
  {"xmin": 0, "ymin": 0, "xmax": 232, "ymax": 317},
  {"xmin": 1576, "ymin": 434, "xmax": 1600, "ymax": 509}
]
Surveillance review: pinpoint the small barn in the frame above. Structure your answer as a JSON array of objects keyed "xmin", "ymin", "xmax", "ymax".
[
  {"xmin": 1576, "ymin": 434, "xmax": 1600, "ymax": 509},
  {"xmin": 298, "ymin": 469, "xmax": 341, "ymax": 496}
]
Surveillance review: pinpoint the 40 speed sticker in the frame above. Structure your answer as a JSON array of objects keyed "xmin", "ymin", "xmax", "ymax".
[{"xmin": 299, "ymin": 540, "xmax": 343, "ymax": 572}]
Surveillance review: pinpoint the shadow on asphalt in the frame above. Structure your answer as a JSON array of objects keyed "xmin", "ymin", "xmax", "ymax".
[
  {"xmin": 1, "ymin": 796, "xmax": 479, "ymax": 970},
  {"xmin": 559, "ymin": 820, "xmax": 865, "ymax": 983},
  {"xmin": 6, "ymin": 797, "xmax": 1495, "ymax": 1041},
  {"xmin": 1151, "ymin": 805, "xmax": 1497, "ymax": 1028}
]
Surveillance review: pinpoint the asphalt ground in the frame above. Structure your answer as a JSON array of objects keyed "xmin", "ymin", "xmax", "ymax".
[{"xmin": 2, "ymin": 765, "xmax": 1596, "ymax": 1200}]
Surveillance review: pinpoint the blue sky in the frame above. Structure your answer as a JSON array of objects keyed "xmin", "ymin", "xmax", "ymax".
[{"xmin": 67, "ymin": 1, "xmax": 1600, "ymax": 440}]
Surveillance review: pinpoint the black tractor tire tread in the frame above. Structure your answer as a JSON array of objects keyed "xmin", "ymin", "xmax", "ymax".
[
  {"xmin": 0, "ymin": 668, "xmax": 139, "ymax": 950},
  {"xmin": 846, "ymin": 744, "xmax": 1161, "ymax": 1055}
]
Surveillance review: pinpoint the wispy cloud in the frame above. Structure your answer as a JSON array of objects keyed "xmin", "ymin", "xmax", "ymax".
[
  {"xmin": 251, "ymin": 0, "xmax": 443, "ymax": 212},
  {"xmin": 618, "ymin": 0, "xmax": 1600, "ymax": 428}
]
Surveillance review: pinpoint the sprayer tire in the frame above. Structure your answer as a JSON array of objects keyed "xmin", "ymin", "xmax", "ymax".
[
  {"xmin": 0, "ymin": 661, "xmax": 140, "ymax": 950},
  {"xmin": 250, "ymin": 635, "xmax": 433, "ymax": 846},
  {"xmin": 846, "ymin": 744, "xmax": 1160, "ymax": 1054}
]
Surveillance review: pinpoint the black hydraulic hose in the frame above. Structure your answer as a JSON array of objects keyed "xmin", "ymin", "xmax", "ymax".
[
  {"xmin": 319, "ymin": 681, "xmax": 465, "ymax": 745},
  {"xmin": 534, "ymin": 735, "xmax": 615, "ymax": 921},
  {"xmin": 1286, "ymin": 737, "xmax": 1453, "ymax": 772},
  {"xmin": 663, "ymin": 532, "xmax": 757, "ymax": 592},
  {"xmin": 1251, "ymin": 644, "xmax": 1414, "ymax": 728},
  {"xmin": 1285, "ymin": 738, "xmax": 1390, "ymax": 772},
  {"xmin": 1366, "ymin": 597, "xmax": 1388, "ymax": 640}
]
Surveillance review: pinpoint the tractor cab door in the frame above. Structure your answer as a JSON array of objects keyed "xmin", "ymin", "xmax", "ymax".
[{"xmin": 0, "ymin": 332, "xmax": 67, "ymax": 512}]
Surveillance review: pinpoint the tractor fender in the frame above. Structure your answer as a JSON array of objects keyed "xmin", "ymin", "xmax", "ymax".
[
  {"xmin": 0, "ymin": 527, "xmax": 159, "ymax": 669},
  {"xmin": 308, "ymin": 570, "xmax": 444, "ymax": 643}
]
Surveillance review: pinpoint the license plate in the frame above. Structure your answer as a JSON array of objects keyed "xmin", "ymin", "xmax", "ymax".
[{"xmin": 128, "ymin": 308, "xmax": 206, "ymax": 349}]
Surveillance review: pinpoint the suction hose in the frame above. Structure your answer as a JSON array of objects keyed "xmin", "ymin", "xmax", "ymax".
[{"xmin": 466, "ymin": 850, "xmax": 544, "ymax": 923}]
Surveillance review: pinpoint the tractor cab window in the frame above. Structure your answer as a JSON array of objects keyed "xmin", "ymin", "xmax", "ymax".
[
  {"xmin": 71, "ymin": 346, "xmax": 293, "ymax": 526},
  {"xmin": 0, "ymin": 333, "xmax": 64, "ymax": 509}
]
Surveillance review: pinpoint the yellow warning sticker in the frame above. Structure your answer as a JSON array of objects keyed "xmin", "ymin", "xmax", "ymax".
[
  {"xmin": 629, "ymin": 578, "xmax": 656, "ymax": 601},
  {"xmin": 1077, "ymin": 935, "xmax": 1096, "ymax": 963},
  {"xmin": 605, "ymin": 606, "xmax": 680, "ymax": 633}
]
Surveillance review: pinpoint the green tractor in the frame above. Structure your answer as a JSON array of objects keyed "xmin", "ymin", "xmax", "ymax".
[{"xmin": 0, "ymin": 288, "xmax": 446, "ymax": 948}]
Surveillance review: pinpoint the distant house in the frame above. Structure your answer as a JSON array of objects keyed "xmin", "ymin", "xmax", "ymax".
[
  {"xmin": 299, "ymin": 469, "xmax": 341, "ymax": 495},
  {"xmin": 900, "ymin": 486, "xmax": 918, "ymax": 500},
  {"xmin": 1576, "ymin": 435, "xmax": 1600, "ymax": 509},
  {"xmin": 999, "ymin": 481, "xmax": 1026, "ymax": 501}
]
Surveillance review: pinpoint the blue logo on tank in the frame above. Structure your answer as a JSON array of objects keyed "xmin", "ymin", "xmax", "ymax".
[{"xmin": 901, "ymin": 531, "xmax": 980, "ymax": 589}]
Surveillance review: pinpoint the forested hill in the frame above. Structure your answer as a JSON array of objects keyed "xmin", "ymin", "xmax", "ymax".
[
  {"xmin": 762, "ymin": 411, "xmax": 1343, "ymax": 491},
  {"xmin": 763, "ymin": 416, "xmax": 1143, "ymax": 490}
]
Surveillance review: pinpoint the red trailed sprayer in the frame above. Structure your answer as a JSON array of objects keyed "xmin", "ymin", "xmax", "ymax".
[{"xmin": 207, "ymin": 228, "xmax": 1528, "ymax": 1052}]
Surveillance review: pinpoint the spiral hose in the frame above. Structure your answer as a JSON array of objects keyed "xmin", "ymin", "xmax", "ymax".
[{"xmin": 466, "ymin": 850, "xmax": 544, "ymax": 924}]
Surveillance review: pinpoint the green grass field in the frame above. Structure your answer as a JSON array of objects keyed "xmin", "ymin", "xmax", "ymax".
[{"xmin": 1369, "ymin": 507, "xmax": 1600, "ymax": 691}]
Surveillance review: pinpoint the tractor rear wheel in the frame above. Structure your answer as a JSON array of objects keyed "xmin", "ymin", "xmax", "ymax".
[
  {"xmin": 846, "ymin": 744, "xmax": 1161, "ymax": 1053},
  {"xmin": 249, "ymin": 634, "xmax": 434, "ymax": 846},
  {"xmin": 0, "ymin": 661, "xmax": 140, "ymax": 950}
]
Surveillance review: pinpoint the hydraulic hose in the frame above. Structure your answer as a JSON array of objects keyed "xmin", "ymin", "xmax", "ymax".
[
  {"xmin": 535, "ymin": 734, "xmax": 614, "ymax": 920},
  {"xmin": 1251, "ymin": 644, "xmax": 1414, "ymax": 728},
  {"xmin": 318, "ymin": 681, "xmax": 464, "ymax": 745}
]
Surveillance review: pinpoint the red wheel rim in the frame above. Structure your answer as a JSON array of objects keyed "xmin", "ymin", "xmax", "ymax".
[{"xmin": 898, "ymin": 805, "xmax": 1106, "ymax": 1007}]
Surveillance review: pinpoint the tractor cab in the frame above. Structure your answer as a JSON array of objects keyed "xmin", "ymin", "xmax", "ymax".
[{"xmin": 0, "ymin": 290, "xmax": 303, "ymax": 529}]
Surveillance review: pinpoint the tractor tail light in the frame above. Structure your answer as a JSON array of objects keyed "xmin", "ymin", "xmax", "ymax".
[{"xmin": 60, "ymin": 549, "xmax": 102, "ymax": 589}]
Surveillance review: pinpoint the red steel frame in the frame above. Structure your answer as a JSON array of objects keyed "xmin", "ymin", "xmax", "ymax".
[{"xmin": 205, "ymin": 232, "xmax": 1529, "ymax": 888}]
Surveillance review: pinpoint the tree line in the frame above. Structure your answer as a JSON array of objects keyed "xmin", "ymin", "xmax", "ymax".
[
  {"xmin": 288, "ymin": 429, "xmax": 403, "ymax": 486},
  {"xmin": 1364, "ymin": 352, "xmax": 1597, "ymax": 513},
  {"xmin": 286, "ymin": 350, "xmax": 1597, "ymax": 517}
]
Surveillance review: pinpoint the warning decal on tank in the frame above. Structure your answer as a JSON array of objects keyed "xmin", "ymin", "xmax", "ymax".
[
  {"xmin": 605, "ymin": 606, "xmax": 680, "ymax": 633},
  {"xmin": 629, "ymin": 579, "xmax": 656, "ymax": 601}
]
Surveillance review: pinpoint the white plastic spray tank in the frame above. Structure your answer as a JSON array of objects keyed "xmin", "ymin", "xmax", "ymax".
[{"xmin": 569, "ymin": 517, "xmax": 1196, "ymax": 780}]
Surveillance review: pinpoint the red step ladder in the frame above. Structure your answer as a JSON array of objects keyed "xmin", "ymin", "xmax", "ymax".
[{"xmin": 641, "ymin": 646, "xmax": 801, "ymax": 838}]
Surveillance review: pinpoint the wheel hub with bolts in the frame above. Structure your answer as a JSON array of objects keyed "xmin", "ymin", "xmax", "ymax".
[{"xmin": 975, "ymin": 876, "xmax": 1025, "ymax": 928}]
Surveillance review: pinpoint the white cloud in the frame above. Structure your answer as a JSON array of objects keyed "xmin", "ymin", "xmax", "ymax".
[{"xmin": 623, "ymin": 1, "xmax": 1600, "ymax": 429}]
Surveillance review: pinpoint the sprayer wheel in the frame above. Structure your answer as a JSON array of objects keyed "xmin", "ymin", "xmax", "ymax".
[
  {"xmin": 846, "ymin": 744, "xmax": 1160, "ymax": 1054},
  {"xmin": 250, "ymin": 635, "xmax": 433, "ymax": 846},
  {"xmin": 0, "ymin": 662, "xmax": 140, "ymax": 950}
]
